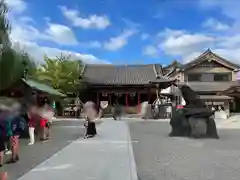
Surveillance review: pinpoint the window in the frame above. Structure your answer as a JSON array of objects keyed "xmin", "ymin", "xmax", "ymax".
[
  {"xmin": 187, "ymin": 74, "xmax": 201, "ymax": 81},
  {"xmin": 214, "ymin": 74, "xmax": 231, "ymax": 81}
]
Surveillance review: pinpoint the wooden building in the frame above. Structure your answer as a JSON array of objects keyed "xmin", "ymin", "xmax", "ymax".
[
  {"xmin": 162, "ymin": 49, "xmax": 240, "ymax": 116},
  {"xmin": 81, "ymin": 64, "xmax": 176, "ymax": 113},
  {"xmin": 0, "ymin": 78, "xmax": 65, "ymax": 106}
]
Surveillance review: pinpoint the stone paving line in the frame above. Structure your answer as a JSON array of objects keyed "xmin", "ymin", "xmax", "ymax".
[{"xmin": 17, "ymin": 120, "xmax": 138, "ymax": 180}]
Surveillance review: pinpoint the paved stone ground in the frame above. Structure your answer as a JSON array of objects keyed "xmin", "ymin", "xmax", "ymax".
[
  {"xmin": 4, "ymin": 120, "xmax": 86, "ymax": 180},
  {"xmin": 5, "ymin": 117, "xmax": 240, "ymax": 180},
  {"xmin": 129, "ymin": 121, "xmax": 240, "ymax": 180},
  {"xmin": 16, "ymin": 120, "xmax": 137, "ymax": 180}
]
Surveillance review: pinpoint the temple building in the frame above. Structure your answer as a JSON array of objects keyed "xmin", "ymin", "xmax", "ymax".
[
  {"xmin": 81, "ymin": 49, "xmax": 240, "ymax": 117},
  {"xmin": 81, "ymin": 64, "xmax": 175, "ymax": 114},
  {"xmin": 163, "ymin": 49, "xmax": 240, "ymax": 117}
]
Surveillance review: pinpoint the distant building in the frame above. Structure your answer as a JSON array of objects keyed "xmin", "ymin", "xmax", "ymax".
[{"xmin": 163, "ymin": 49, "xmax": 240, "ymax": 116}]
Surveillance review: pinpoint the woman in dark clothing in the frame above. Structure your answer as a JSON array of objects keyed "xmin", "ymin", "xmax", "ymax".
[
  {"xmin": 83, "ymin": 102, "xmax": 98, "ymax": 139},
  {"xmin": 113, "ymin": 100, "xmax": 122, "ymax": 120},
  {"xmin": 84, "ymin": 116, "xmax": 97, "ymax": 138}
]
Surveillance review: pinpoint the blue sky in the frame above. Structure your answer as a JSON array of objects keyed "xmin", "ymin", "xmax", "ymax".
[{"xmin": 6, "ymin": 0, "xmax": 240, "ymax": 65}]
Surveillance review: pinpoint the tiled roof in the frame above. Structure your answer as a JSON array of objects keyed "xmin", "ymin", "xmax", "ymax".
[
  {"xmin": 178, "ymin": 81, "xmax": 237, "ymax": 92},
  {"xmin": 82, "ymin": 64, "xmax": 164, "ymax": 85},
  {"xmin": 182, "ymin": 49, "xmax": 240, "ymax": 70}
]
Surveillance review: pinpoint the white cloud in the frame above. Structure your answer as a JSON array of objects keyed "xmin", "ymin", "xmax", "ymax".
[
  {"xmin": 10, "ymin": 17, "xmax": 79, "ymax": 46},
  {"xmin": 12, "ymin": 41, "xmax": 110, "ymax": 64},
  {"xmin": 143, "ymin": 45, "xmax": 158, "ymax": 57},
  {"xmin": 6, "ymin": 0, "xmax": 27, "ymax": 13},
  {"xmin": 59, "ymin": 6, "xmax": 110, "ymax": 29},
  {"xmin": 45, "ymin": 23, "xmax": 79, "ymax": 45},
  {"xmin": 103, "ymin": 29, "xmax": 136, "ymax": 51},
  {"xmin": 8, "ymin": 1, "xmax": 108, "ymax": 64},
  {"xmin": 157, "ymin": 28, "xmax": 186, "ymax": 38},
  {"xmin": 141, "ymin": 33, "xmax": 149, "ymax": 40},
  {"xmin": 202, "ymin": 18, "xmax": 230, "ymax": 31},
  {"xmin": 158, "ymin": 29, "xmax": 214, "ymax": 56},
  {"xmin": 182, "ymin": 52, "xmax": 202, "ymax": 63},
  {"xmin": 157, "ymin": 27, "xmax": 240, "ymax": 64},
  {"xmin": 218, "ymin": 34, "xmax": 240, "ymax": 48},
  {"xmin": 199, "ymin": 0, "xmax": 240, "ymax": 31}
]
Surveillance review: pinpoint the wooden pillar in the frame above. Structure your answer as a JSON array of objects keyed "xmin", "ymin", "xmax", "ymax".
[
  {"xmin": 138, "ymin": 92, "xmax": 141, "ymax": 113},
  {"xmin": 97, "ymin": 92, "xmax": 100, "ymax": 105},
  {"xmin": 125, "ymin": 92, "xmax": 129, "ymax": 107},
  {"xmin": 109, "ymin": 93, "xmax": 112, "ymax": 106}
]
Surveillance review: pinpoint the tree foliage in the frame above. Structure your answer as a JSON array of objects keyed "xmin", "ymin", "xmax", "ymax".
[
  {"xmin": 0, "ymin": 0, "xmax": 10, "ymax": 47},
  {"xmin": 0, "ymin": 0, "xmax": 37, "ymax": 90},
  {"xmin": 0, "ymin": 49, "xmax": 37, "ymax": 90},
  {"xmin": 36, "ymin": 55, "xmax": 85, "ymax": 94}
]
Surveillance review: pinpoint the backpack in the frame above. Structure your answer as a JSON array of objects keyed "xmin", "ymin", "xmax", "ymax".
[{"xmin": 11, "ymin": 116, "xmax": 27, "ymax": 134}]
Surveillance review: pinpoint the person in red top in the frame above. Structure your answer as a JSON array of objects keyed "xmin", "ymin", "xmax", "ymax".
[{"xmin": 39, "ymin": 103, "xmax": 53, "ymax": 141}]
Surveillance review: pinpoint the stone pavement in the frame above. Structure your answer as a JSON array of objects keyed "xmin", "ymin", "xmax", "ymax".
[
  {"xmin": 4, "ymin": 120, "xmax": 85, "ymax": 180},
  {"xmin": 129, "ymin": 121, "xmax": 240, "ymax": 180},
  {"xmin": 17, "ymin": 120, "xmax": 138, "ymax": 180}
]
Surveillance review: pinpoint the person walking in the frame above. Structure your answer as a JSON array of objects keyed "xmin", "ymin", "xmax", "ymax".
[
  {"xmin": 83, "ymin": 102, "xmax": 98, "ymax": 139},
  {"xmin": 113, "ymin": 100, "xmax": 122, "ymax": 120},
  {"xmin": 27, "ymin": 105, "xmax": 38, "ymax": 145},
  {"xmin": 43, "ymin": 105, "xmax": 54, "ymax": 140},
  {"xmin": 5, "ymin": 105, "xmax": 27, "ymax": 164},
  {"xmin": 38, "ymin": 102, "xmax": 53, "ymax": 141}
]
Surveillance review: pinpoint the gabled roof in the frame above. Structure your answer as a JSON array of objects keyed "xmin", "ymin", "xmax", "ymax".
[
  {"xmin": 162, "ymin": 60, "xmax": 182, "ymax": 77},
  {"xmin": 22, "ymin": 79, "xmax": 66, "ymax": 97},
  {"xmin": 82, "ymin": 64, "xmax": 164, "ymax": 85},
  {"xmin": 182, "ymin": 49, "xmax": 240, "ymax": 71}
]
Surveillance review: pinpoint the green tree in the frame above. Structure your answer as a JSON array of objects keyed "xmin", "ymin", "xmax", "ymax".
[
  {"xmin": 36, "ymin": 55, "xmax": 85, "ymax": 94},
  {"xmin": 0, "ymin": 0, "xmax": 37, "ymax": 90},
  {"xmin": 0, "ymin": 49, "xmax": 37, "ymax": 90},
  {"xmin": 0, "ymin": 0, "xmax": 10, "ymax": 47}
]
